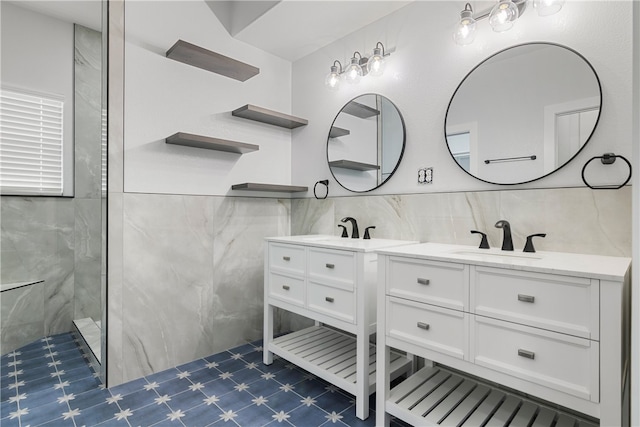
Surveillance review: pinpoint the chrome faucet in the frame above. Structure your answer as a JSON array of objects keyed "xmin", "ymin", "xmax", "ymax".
[
  {"xmin": 341, "ymin": 217, "xmax": 359, "ymax": 239},
  {"xmin": 494, "ymin": 220, "xmax": 513, "ymax": 251}
]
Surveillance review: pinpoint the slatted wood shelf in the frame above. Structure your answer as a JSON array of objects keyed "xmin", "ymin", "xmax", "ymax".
[
  {"xmin": 231, "ymin": 183, "xmax": 308, "ymax": 193},
  {"xmin": 386, "ymin": 366, "xmax": 598, "ymax": 427},
  {"xmin": 343, "ymin": 101, "xmax": 380, "ymax": 119},
  {"xmin": 166, "ymin": 40, "xmax": 259, "ymax": 82},
  {"xmin": 166, "ymin": 132, "xmax": 258, "ymax": 154},
  {"xmin": 329, "ymin": 126, "xmax": 350, "ymax": 138},
  {"xmin": 232, "ymin": 105, "xmax": 308, "ymax": 129},
  {"xmin": 329, "ymin": 160, "xmax": 380, "ymax": 171},
  {"xmin": 269, "ymin": 326, "xmax": 411, "ymax": 396}
]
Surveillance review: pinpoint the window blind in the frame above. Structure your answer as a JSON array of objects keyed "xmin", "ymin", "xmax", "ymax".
[{"xmin": 0, "ymin": 88, "xmax": 64, "ymax": 195}]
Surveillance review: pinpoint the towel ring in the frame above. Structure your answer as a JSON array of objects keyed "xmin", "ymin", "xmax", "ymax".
[
  {"xmin": 581, "ymin": 153, "xmax": 632, "ymax": 190},
  {"xmin": 314, "ymin": 180, "xmax": 329, "ymax": 199}
]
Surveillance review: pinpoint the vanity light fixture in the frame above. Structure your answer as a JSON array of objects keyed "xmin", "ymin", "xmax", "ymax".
[
  {"xmin": 453, "ymin": 0, "xmax": 564, "ymax": 45},
  {"xmin": 324, "ymin": 42, "xmax": 391, "ymax": 89}
]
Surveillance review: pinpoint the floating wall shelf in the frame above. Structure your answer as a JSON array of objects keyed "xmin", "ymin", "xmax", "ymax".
[
  {"xmin": 166, "ymin": 132, "xmax": 259, "ymax": 154},
  {"xmin": 329, "ymin": 126, "xmax": 350, "ymax": 138},
  {"xmin": 329, "ymin": 160, "xmax": 380, "ymax": 171},
  {"xmin": 232, "ymin": 105, "xmax": 308, "ymax": 129},
  {"xmin": 232, "ymin": 183, "xmax": 308, "ymax": 193},
  {"xmin": 343, "ymin": 101, "xmax": 380, "ymax": 119},
  {"xmin": 166, "ymin": 40, "xmax": 259, "ymax": 82}
]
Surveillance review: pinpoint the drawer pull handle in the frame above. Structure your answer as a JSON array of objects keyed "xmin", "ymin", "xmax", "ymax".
[
  {"xmin": 417, "ymin": 322, "xmax": 430, "ymax": 330},
  {"xmin": 518, "ymin": 349, "xmax": 535, "ymax": 360},
  {"xmin": 518, "ymin": 294, "xmax": 535, "ymax": 303},
  {"xmin": 325, "ymin": 297, "xmax": 335, "ymax": 303},
  {"xmin": 417, "ymin": 278, "xmax": 430, "ymax": 285},
  {"xmin": 325, "ymin": 263, "xmax": 335, "ymax": 269},
  {"xmin": 283, "ymin": 256, "xmax": 291, "ymax": 261},
  {"xmin": 282, "ymin": 285, "xmax": 290, "ymax": 291}
]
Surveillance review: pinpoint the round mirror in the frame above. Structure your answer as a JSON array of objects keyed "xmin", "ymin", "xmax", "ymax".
[
  {"xmin": 445, "ymin": 43, "xmax": 602, "ymax": 185},
  {"xmin": 327, "ymin": 94, "xmax": 405, "ymax": 192}
]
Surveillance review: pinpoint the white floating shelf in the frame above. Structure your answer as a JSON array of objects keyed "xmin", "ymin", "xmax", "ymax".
[
  {"xmin": 166, "ymin": 40, "xmax": 259, "ymax": 82},
  {"xmin": 166, "ymin": 132, "xmax": 258, "ymax": 154},
  {"xmin": 232, "ymin": 105, "xmax": 308, "ymax": 129}
]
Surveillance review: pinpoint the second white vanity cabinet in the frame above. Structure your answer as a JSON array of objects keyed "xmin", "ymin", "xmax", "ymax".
[
  {"xmin": 263, "ymin": 235, "xmax": 416, "ymax": 420},
  {"xmin": 376, "ymin": 243, "xmax": 630, "ymax": 427}
]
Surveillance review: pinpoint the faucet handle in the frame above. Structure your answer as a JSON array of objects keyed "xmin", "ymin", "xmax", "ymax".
[
  {"xmin": 363, "ymin": 226, "xmax": 376, "ymax": 240},
  {"xmin": 524, "ymin": 233, "xmax": 546, "ymax": 253},
  {"xmin": 338, "ymin": 225, "xmax": 348, "ymax": 238},
  {"xmin": 470, "ymin": 230, "xmax": 490, "ymax": 249}
]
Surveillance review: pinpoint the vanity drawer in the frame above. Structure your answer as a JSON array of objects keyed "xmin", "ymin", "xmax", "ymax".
[
  {"xmin": 308, "ymin": 248, "xmax": 356, "ymax": 290},
  {"xmin": 386, "ymin": 296, "xmax": 468, "ymax": 360},
  {"xmin": 387, "ymin": 257, "xmax": 468, "ymax": 311},
  {"xmin": 307, "ymin": 281, "xmax": 355, "ymax": 323},
  {"xmin": 268, "ymin": 272, "xmax": 304, "ymax": 307},
  {"xmin": 471, "ymin": 267, "xmax": 598, "ymax": 339},
  {"xmin": 472, "ymin": 315, "xmax": 599, "ymax": 402},
  {"xmin": 269, "ymin": 243, "xmax": 306, "ymax": 275}
]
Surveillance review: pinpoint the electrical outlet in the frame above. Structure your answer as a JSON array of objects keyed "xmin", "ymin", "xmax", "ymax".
[{"xmin": 418, "ymin": 167, "xmax": 433, "ymax": 184}]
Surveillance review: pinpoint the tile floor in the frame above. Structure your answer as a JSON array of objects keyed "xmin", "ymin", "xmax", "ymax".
[{"xmin": 1, "ymin": 333, "xmax": 387, "ymax": 427}]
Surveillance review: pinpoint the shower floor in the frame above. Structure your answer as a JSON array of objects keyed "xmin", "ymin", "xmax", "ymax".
[{"xmin": 0, "ymin": 333, "xmax": 380, "ymax": 426}]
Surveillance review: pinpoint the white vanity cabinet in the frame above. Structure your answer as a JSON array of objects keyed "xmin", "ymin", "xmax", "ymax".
[
  {"xmin": 263, "ymin": 235, "xmax": 416, "ymax": 420},
  {"xmin": 375, "ymin": 243, "xmax": 631, "ymax": 427}
]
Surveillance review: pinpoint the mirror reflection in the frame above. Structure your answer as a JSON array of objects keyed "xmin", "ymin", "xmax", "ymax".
[
  {"xmin": 445, "ymin": 43, "xmax": 601, "ymax": 185},
  {"xmin": 328, "ymin": 94, "xmax": 405, "ymax": 192}
]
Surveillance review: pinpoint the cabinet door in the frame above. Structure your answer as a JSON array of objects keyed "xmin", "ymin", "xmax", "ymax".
[
  {"xmin": 307, "ymin": 281, "xmax": 356, "ymax": 323},
  {"xmin": 386, "ymin": 296, "xmax": 468, "ymax": 360},
  {"xmin": 387, "ymin": 257, "xmax": 468, "ymax": 311},
  {"xmin": 471, "ymin": 315, "xmax": 599, "ymax": 402},
  {"xmin": 471, "ymin": 266, "xmax": 599, "ymax": 339},
  {"xmin": 268, "ymin": 272, "xmax": 305, "ymax": 307},
  {"xmin": 308, "ymin": 248, "xmax": 356, "ymax": 290},
  {"xmin": 269, "ymin": 243, "xmax": 305, "ymax": 275}
]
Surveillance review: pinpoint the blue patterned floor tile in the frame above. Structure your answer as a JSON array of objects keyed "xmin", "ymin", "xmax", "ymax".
[
  {"xmin": 57, "ymin": 364, "xmax": 94, "ymax": 383},
  {"xmin": 229, "ymin": 366, "xmax": 264, "ymax": 384},
  {"xmin": 233, "ymin": 402, "xmax": 277, "ymax": 426},
  {"xmin": 165, "ymin": 389, "xmax": 207, "ymax": 412},
  {"xmin": 57, "ymin": 355, "xmax": 88, "ymax": 371},
  {"xmin": 21, "ymin": 386, "xmax": 65, "ymax": 408},
  {"xmin": 154, "ymin": 376, "xmax": 194, "ymax": 397},
  {"xmin": 264, "ymin": 417, "xmax": 295, "ymax": 427},
  {"xmin": 117, "ymin": 387, "xmax": 162, "ymax": 411},
  {"xmin": 264, "ymin": 391, "xmax": 303, "ymax": 414},
  {"xmin": 216, "ymin": 357, "xmax": 246, "ymax": 373},
  {"xmin": 109, "ymin": 377, "xmax": 148, "ymax": 397},
  {"xmin": 187, "ymin": 367, "xmax": 222, "ymax": 385},
  {"xmin": 15, "ymin": 373, "xmax": 58, "ymax": 395},
  {"xmin": 18, "ymin": 399, "xmax": 67, "ymax": 426},
  {"xmin": 177, "ymin": 358, "xmax": 209, "ymax": 373},
  {"xmin": 1, "ymin": 385, "xmax": 17, "ymax": 402},
  {"xmin": 246, "ymin": 377, "xmax": 284, "ymax": 398},
  {"xmin": 0, "ymin": 414, "xmax": 20, "ymax": 427},
  {"xmin": 204, "ymin": 352, "xmax": 232, "ymax": 365},
  {"xmin": 200, "ymin": 378, "xmax": 238, "ymax": 398},
  {"xmin": 64, "ymin": 375, "xmax": 103, "ymax": 395},
  {"xmin": 213, "ymin": 388, "xmax": 254, "ymax": 413},
  {"xmin": 287, "ymin": 402, "xmax": 332, "ymax": 427},
  {"xmin": 313, "ymin": 390, "xmax": 354, "ymax": 415},
  {"xmin": 69, "ymin": 387, "xmax": 112, "ymax": 411},
  {"xmin": 145, "ymin": 368, "xmax": 181, "ymax": 384},
  {"xmin": 96, "ymin": 416, "xmax": 133, "ymax": 426},
  {"xmin": 293, "ymin": 378, "xmax": 332, "ymax": 399},
  {"xmin": 176, "ymin": 402, "xmax": 223, "ymax": 427},
  {"xmin": 241, "ymin": 349, "xmax": 264, "ymax": 364},
  {"xmin": 227, "ymin": 343, "xmax": 256, "ymax": 356},
  {"xmin": 257, "ymin": 358, "xmax": 289, "ymax": 374},
  {"xmin": 127, "ymin": 402, "xmax": 171, "ymax": 427},
  {"xmin": 337, "ymin": 406, "xmax": 376, "ymax": 427},
  {"xmin": 273, "ymin": 368, "xmax": 308, "ymax": 386},
  {"xmin": 0, "ymin": 400, "xmax": 17, "ymax": 419},
  {"xmin": 71, "ymin": 401, "xmax": 118, "ymax": 426},
  {"xmin": 38, "ymin": 415, "xmax": 77, "ymax": 426},
  {"xmin": 14, "ymin": 364, "xmax": 56, "ymax": 381}
]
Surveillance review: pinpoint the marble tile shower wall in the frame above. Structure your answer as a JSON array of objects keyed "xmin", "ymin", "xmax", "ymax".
[
  {"xmin": 291, "ymin": 187, "xmax": 631, "ymax": 257},
  {"xmin": 114, "ymin": 193, "xmax": 293, "ymax": 383}
]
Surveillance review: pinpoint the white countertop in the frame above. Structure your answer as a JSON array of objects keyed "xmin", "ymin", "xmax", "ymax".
[
  {"xmin": 375, "ymin": 243, "xmax": 631, "ymax": 281},
  {"xmin": 1, "ymin": 279, "xmax": 44, "ymax": 293},
  {"xmin": 265, "ymin": 235, "xmax": 418, "ymax": 253}
]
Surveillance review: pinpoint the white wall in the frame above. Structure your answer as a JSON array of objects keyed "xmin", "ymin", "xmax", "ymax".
[
  {"xmin": 291, "ymin": 1, "xmax": 633, "ymax": 197},
  {"xmin": 124, "ymin": 1, "xmax": 294, "ymax": 196},
  {"xmin": 0, "ymin": 2, "xmax": 74, "ymax": 195},
  {"xmin": 631, "ymin": 1, "xmax": 639, "ymax": 425}
]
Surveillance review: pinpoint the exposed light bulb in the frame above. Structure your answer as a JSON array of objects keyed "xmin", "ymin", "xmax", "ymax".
[
  {"xmin": 345, "ymin": 56, "xmax": 363, "ymax": 84},
  {"xmin": 367, "ymin": 46, "xmax": 386, "ymax": 77},
  {"xmin": 325, "ymin": 65, "xmax": 341, "ymax": 91},
  {"xmin": 453, "ymin": 5, "xmax": 477, "ymax": 46},
  {"xmin": 533, "ymin": 0, "xmax": 565, "ymax": 16},
  {"xmin": 489, "ymin": 0, "xmax": 519, "ymax": 32}
]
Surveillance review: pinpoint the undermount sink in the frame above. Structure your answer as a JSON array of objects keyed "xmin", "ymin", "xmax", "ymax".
[{"xmin": 449, "ymin": 249, "xmax": 543, "ymax": 261}]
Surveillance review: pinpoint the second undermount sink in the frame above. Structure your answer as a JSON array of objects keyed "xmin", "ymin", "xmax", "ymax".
[{"xmin": 449, "ymin": 248, "xmax": 543, "ymax": 261}]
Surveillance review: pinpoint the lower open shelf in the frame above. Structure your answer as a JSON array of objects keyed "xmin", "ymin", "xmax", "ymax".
[
  {"xmin": 386, "ymin": 365, "xmax": 598, "ymax": 427},
  {"xmin": 268, "ymin": 325, "xmax": 411, "ymax": 396}
]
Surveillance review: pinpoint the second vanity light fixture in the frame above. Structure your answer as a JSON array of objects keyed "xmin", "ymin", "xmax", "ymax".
[
  {"xmin": 454, "ymin": 0, "xmax": 565, "ymax": 46},
  {"xmin": 325, "ymin": 42, "xmax": 390, "ymax": 90}
]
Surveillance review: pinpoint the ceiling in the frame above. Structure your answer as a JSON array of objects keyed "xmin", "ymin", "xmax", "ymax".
[{"xmin": 206, "ymin": 0, "xmax": 414, "ymax": 62}]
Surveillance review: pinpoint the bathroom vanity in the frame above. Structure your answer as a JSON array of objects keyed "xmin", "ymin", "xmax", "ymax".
[
  {"xmin": 375, "ymin": 243, "xmax": 630, "ymax": 427},
  {"xmin": 263, "ymin": 235, "xmax": 416, "ymax": 419}
]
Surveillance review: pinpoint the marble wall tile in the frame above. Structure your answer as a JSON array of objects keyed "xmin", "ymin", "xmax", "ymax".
[
  {"xmin": 0, "ymin": 283, "xmax": 45, "ymax": 354},
  {"xmin": 121, "ymin": 193, "xmax": 214, "ymax": 380},
  {"xmin": 290, "ymin": 198, "xmax": 335, "ymax": 236},
  {"xmin": 107, "ymin": 192, "xmax": 124, "ymax": 386},
  {"xmin": 74, "ymin": 199, "xmax": 102, "ymax": 320}
]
